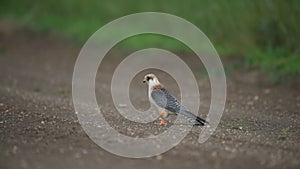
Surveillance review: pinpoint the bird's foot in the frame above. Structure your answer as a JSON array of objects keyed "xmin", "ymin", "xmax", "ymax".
[{"xmin": 159, "ymin": 119, "xmax": 167, "ymax": 126}]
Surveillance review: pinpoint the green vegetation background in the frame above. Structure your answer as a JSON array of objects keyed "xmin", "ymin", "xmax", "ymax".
[{"xmin": 1, "ymin": 0, "xmax": 299, "ymax": 81}]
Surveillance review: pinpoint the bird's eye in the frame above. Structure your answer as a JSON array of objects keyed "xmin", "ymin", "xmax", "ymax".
[{"xmin": 147, "ymin": 76, "xmax": 152, "ymax": 81}]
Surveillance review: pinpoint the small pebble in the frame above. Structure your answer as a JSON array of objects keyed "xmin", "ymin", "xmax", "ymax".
[
  {"xmin": 20, "ymin": 159, "xmax": 28, "ymax": 169},
  {"xmin": 118, "ymin": 104, "xmax": 127, "ymax": 108},
  {"xmin": 263, "ymin": 89, "xmax": 271, "ymax": 94},
  {"xmin": 74, "ymin": 153, "xmax": 81, "ymax": 158},
  {"xmin": 247, "ymin": 101, "xmax": 254, "ymax": 105},
  {"xmin": 12, "ymin": 145, "xmax": 18, "ymax": 154},
  {"xmin": 156, "ymin": 155, "xmax": 163, "ymax": 160}
]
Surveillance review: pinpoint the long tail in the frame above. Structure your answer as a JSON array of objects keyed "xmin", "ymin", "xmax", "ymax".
[
  {"xmin": 179, "ymin": 110, "xmax": 208, "ymax": 126},
  {"xmin": 194, "ymin": 116, "xmax": 207, "ymax": 126}
]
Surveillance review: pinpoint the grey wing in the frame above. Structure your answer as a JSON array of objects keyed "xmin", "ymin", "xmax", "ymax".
[
  {"xmin": 151, "ymin": 88, "xmax": 206, "ymax": 126},
  {"xmin": 151, "ymin": 88, "xmax": 182, "ymax": 113}
]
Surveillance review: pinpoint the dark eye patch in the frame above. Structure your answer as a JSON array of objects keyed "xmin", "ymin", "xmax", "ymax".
[{"xmin": 147, "ymin": 76, "xmax": 152, "ymax": 81}]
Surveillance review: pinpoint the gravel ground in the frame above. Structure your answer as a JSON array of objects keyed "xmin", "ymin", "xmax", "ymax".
[{"xmin": 0, "ymin": 21, "xmax": 300, "ymax": 169}]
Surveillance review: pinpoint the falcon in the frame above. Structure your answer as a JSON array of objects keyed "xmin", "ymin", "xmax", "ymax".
[{"xmin": 143, "ymin": 73, "xmax": 207, "ymax": 126}]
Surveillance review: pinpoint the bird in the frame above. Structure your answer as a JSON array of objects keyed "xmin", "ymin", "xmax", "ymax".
[{"xmin": 143, "ymin": 73, "xmax": 207, "ymax": 126}]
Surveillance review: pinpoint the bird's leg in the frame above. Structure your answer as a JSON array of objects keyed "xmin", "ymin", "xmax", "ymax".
[{"xmin": 159, "ymin": 111, "xmax": 168, "ymax": 125}]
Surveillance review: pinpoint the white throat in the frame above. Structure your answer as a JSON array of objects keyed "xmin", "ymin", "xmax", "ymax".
[
  {"xmin": 147, "ymin": 78, "xmax": 160, "ymax": 98},
  {"xmin": 148, "ymin": 79, "xmax": 160, "ymax": 88}
]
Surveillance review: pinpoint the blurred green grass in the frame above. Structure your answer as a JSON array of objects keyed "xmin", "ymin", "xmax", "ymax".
[{"xmin": 1, "ymin": 0, "xmax": 299, "ymax": 81}]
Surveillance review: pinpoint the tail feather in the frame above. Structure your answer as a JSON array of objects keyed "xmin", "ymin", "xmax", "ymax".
[
  {"xmin": 194, "ymin": 116, "xmax": 207, "ymax": 126},
  {"xmin": 179, "ymin": 109, "xmax": 208, "ymax": 126}
]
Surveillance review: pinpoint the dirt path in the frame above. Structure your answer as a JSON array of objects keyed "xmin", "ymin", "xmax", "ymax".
[{"xmin": 0, "ymin": 22, "xmax": 300, "ymax": 169}]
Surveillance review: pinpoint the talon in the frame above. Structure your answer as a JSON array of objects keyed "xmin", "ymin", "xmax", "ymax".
[{"xmin": 159, "ymin": 119, "xmax": 167, "ymax": 125}]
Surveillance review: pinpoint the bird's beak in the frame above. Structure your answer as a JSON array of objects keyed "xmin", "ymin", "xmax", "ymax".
[{"xmin": 143, "ymin": 78, "xmax": 147, "ymax": 83}]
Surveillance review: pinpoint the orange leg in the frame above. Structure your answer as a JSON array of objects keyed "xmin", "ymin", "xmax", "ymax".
[
  {"xmin": 159, "ymin": 111, "xmax": 168, "ymax": 126},
  {"xmin": 159, "ymin": 119, "xmax": 166, "ymax": 125}
]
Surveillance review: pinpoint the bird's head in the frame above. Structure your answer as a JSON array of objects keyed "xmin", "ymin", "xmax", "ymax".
[{"xmin": 143, "ymin": 73, "xmax": 160, "ymax": 86}]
